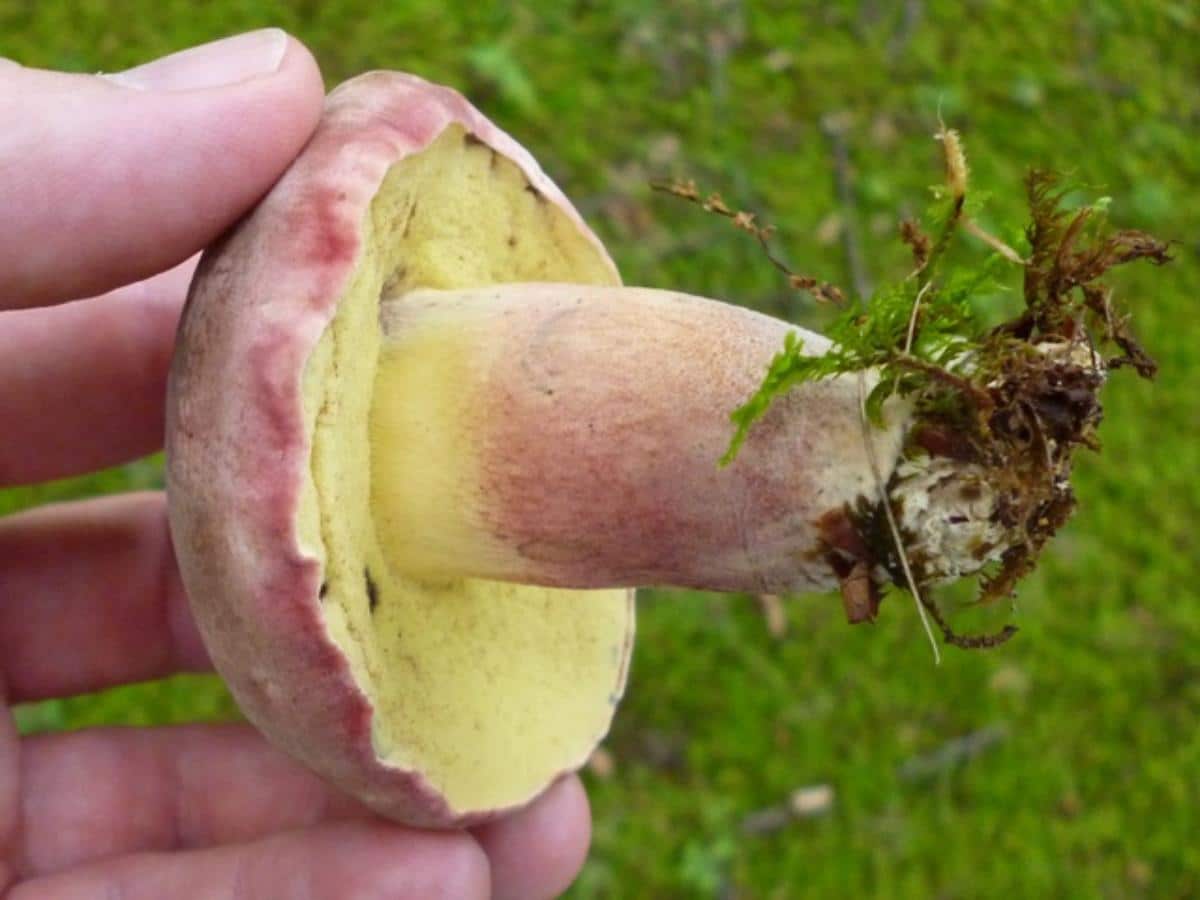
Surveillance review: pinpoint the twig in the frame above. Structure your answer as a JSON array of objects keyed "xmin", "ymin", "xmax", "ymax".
[
  {"xmin": 898, "ymin": 723, "xmax": 1009, "ymax": 781},
  {"xmin": 704, "ymin": 0, "xmax": 744, "ymax": 114},
  {"xmin": 856, "ymin": 0, "xmax": 883, "ymax": 34},
  {"xmin": 740, "ymin": 805, "xmax": 792, "ymax": 835},
  {"xmin": 887, "ymin": 0, "xmax": 925, "ymax": 62},
  {"xmin": 820, "ymin": 114, "xmax": 873, "ymax": 299},
  {"xmin": 741, "ymin": 784, "xmax": 835, "ymax": 835},
  {"xmin": 651, "ymin": 179, "xmax": 844, "ymax": 303}
]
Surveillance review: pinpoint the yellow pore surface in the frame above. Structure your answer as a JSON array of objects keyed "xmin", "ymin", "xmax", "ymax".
[{"xmin": 297, "ymin": 126, "xmax": 632, "ymax": 815}]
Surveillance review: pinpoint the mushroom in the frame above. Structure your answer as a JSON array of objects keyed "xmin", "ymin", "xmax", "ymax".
[{"xmin": 166, "ymin": 71, "xmax": 909, "ymax": 827}]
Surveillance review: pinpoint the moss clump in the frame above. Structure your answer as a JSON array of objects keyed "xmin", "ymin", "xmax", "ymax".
[{"xmin": 661, "ymin": 129, "xmax": 1172, "ymax": 648}]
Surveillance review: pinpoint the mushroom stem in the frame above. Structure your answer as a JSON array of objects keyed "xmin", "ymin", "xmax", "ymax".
[{"xmin": 371, "ymin": 284, "xmax": 908, "ymax": 593}]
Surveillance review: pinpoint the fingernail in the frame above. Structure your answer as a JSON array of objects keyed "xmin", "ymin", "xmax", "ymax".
[{"xmin": 102, "ymin": 29, "xmax": 288, "ymax": 91}]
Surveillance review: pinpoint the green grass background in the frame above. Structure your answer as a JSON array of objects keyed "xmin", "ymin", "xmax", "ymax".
[{"xmin": 2, "ymin": 1, "xmax": 1198, "ymax": 897}]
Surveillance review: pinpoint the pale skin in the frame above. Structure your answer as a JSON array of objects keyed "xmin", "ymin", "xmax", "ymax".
[{"xmin": 0, "ymin": 31, "xmax": 590, "ymax": 900}]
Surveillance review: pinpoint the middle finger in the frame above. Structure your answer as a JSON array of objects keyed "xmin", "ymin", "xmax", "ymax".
[
  {"xmin": 0, "ymin": 492, "xmax": 209, "ymax": 704},
  {"xmin": 0, "ymin": 258, "xmax": 193, "ymax": 488}
]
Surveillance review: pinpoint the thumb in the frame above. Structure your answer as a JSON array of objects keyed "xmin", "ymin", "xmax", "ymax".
[{"xmin": 0, "ymin": 30, "xmax": 325, "ymax": 309}]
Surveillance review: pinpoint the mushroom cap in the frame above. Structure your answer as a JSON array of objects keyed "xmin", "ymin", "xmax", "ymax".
[{"xmin": 166, "ymin": 72, "xmax": 634, "ymax": 827}]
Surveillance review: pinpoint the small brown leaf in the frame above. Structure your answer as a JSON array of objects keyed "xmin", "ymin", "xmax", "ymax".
[{"xmin": 840, "ymin": 561, "xmax": 880, "ymax": 624}]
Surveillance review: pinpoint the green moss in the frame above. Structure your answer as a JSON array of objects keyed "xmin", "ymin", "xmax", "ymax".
[{"xmin": 722, "ymin": 157, "xmax": 1166, "ymax": 466}]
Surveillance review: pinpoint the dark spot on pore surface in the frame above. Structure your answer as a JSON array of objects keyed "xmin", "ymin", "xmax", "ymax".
[
  {"xmin": 381, "ymin": 263, "xmax": 408, "ymax": 299},
  {"xmin": 464, "ymin": 131, "xmax": 500, "ymax": 169},
  {"xmin": 507, "ymin": 235, "xmax": 517, "ymax": 247},
  {"xmin": 365, "ymin": 568, "xmax": 379, "ymax": 614},
  {"xmin": 319, "ymin": 581, "xmax": 329, "ymax": 600},
  {"xmin": 402, "ymin": 200, "xmax": 418, "ymax": 238},
  {"xmin": 524, "ymin": 181, "xmax": 547, "ymax": 203}
]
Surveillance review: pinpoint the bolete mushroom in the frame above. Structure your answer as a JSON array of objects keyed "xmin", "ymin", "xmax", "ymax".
[
  {"xmin": 167, "ymin": 70, "xmax": 900, "ymax": 827},
  {"xmin": 169, "ymin": 71, "xmax": 1137, "ymax": 827}
]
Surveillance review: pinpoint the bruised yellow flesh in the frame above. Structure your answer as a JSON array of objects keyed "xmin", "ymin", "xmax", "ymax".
[{"xmin": 296, "ymin": 126, "xmax": 632, "ymax": 814}]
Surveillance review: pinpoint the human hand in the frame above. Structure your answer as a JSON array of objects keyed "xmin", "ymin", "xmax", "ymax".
[{"xmin": 0, "ymin": 31, "xmax": 590, "ymax": 899}]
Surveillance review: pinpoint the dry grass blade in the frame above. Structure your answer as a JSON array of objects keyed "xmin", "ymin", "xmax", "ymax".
[{"xmin": 651, "ymin": 178, "xmax": 845, "ymax": 303}]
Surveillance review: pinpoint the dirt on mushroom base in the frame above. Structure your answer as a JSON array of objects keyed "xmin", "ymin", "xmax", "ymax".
[{"xmin": 667, "ymin": 133, "xmax": 1172, "ymax": 649}]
